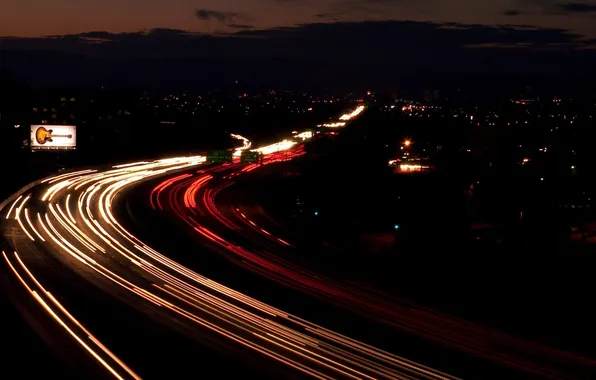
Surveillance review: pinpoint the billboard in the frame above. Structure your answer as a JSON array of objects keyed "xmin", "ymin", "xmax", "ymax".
[{"xmin": 30, "ymin": 125, "xmax": 77, "ymax": 150}]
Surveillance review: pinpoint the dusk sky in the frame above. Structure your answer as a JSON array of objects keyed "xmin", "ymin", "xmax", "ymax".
[
  {"xmin": 2, "ymin": 0, "xmax": 596, "ymax": 91},
  {"xmin": 2, "ymin": 0, "xmax": 596, "ymax": 38}
]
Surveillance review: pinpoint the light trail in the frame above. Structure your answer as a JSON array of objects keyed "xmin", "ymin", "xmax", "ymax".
[
  {"xmin": 235, "ymin": 208, "xmax": 292, "ymax": 247},
  {"xmin": 294, "ymin": 131, "xmax": 313, "ymax": 141},
  {"xmin": 14, "ymin": 196, "xmax": 34, "ymax": 241},
  {"xmin": 0, "ymin": 133, "xmax": 460, "ymax": 379},
  {"xmin": 2, "ymin": 250, "xmax": 141, "ymax": 380},
  {"xmin": 25, "ymin": 208, "xmax": 45, "ymax": 242},
  {"xmin": 140, "ymin": 109, "xmax": 596, "ymax": 380},
  {"xmin": 318, "ymin": 122, "xmax": 346, "ymax": 128},
  {"xmin": 252, "ymin": 139, "xmax": 297, "ymax": 155},
  {"xmin": 5, "ymin": 195, "xmax": 22, "ymax": 219},
  {"xmin": 231, "ymin": 133, "xmax": 252, "ymax": 158},
  {"xmin": 0, "ymin": 107, "xmax": 487, "ymax": 379},
  {"xmin": 4, "ymin": 104, "xmax": 592, "ymax": 379},
  {"xmin": 339, "ymin": 106, "xmax": 365, "ymax": 121}
]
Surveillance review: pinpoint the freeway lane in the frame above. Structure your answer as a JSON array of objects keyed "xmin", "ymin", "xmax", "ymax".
[
  {"xmin": 138, "ymin": 150, "xmax": 596, "ymax": 380},
  {"xmin": 0, "ymin": 157, "xmax": 459, "ymax": 380}
]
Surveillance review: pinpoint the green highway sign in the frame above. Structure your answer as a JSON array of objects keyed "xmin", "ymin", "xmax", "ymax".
[
  {"xmin": 240, "ymin": 151, "xmax": 260, "ymax": 163},
  {"xmin": 207, "ymin": 150, "xmax": 234, "ymax": 163}
]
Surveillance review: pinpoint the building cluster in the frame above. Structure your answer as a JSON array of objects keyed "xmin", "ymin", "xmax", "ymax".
[{"xmin": 138, "ymin": 90, "xmax": 368, "ymax": 120}]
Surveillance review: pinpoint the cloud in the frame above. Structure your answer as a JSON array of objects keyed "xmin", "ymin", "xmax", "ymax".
[
  {"xmin": 556, "ymin": 1, "xmax": 596, "ymax": 12},
  {"xmin": 314, "ymin": 12, "xmax": 342, "ymax": 20},
  {"xmin": 502, "ymin": 9, "xmax": 526, "ymax": 15},
  {"xmin": 1, "ymin": 21, "xmax": 595, "ymax": 90},
  {"xmin": 513, "ymin": 0, "xmax": 596, "ymax": 14},
  {"xmin": 4, "ymin": 21, "xmax": 593, "ymax": 55},
  {"xmin": 227, "ymin": 24, "xmax": 255, "ymax": 29},
  {"xmin": 195, "ymin": 9, "xmax": 249, "ymax": 23},
  {"xmin": 272, "ymin": 0, "xmax": 317, "ymax": 4},
  {"xmin": 333, "ymin": 0, "xmax": 430, "ymax": 13}
]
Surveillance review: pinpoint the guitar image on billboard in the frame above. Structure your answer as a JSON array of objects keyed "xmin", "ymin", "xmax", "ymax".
[
  {"xmin": 30, "ymin": 125, "xmax": 77, "ymax": 150},
  {"xmin": 35, "ymin": 126, "xmax": 73, "ymax": 145}
]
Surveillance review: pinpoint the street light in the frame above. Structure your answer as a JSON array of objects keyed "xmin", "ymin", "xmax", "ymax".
[{"xmin": 404, "ymin": 140, "xmax": 411, "ymax": 147}]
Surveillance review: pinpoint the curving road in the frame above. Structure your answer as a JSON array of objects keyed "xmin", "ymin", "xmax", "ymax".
[
  {"xmin": 138, "ymin": 147, "xmax": 596, "ymax": 380},
  {"xmin": 0, "ymin": 154, "xmax": 458, "ymax": 379},
  {"xmin": 3, "ymin": 103, "xmax": 594, "ymax": 379}
]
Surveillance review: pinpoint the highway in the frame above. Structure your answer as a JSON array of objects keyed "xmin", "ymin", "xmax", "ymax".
[
  {"xmin": 0, "ymin": 106, "xmax": 465, "ymax": 379},
  {"xmin": 130, "ymin": 149, "xmax": 596, "ymax": 379},
  {"xmin": 2, "ymin": 103, "xmax": 594, "ymax": 379}
]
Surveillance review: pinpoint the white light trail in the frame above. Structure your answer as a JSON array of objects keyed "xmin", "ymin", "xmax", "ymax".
[
  {"xmin": 231, "ymin": 134, "xmax": 252, "ymax": 158},
  {"xmin": 339, "ymin": 106, "xmax": 365, "ymax": 121},
  {"xmin": 0, "ymin": 105, "xmax": 414, "ymax": 380},
  {"xmin": 253, "ymin": 140, "xmax": 298, "ymax": 155}
]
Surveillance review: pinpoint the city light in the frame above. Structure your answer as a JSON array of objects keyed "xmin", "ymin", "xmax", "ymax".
[{"xmin": 404, "ymin": 140, "xmax": 411, "ymax": 147}]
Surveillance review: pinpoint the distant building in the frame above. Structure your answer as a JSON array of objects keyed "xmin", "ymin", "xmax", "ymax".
[{"xmin": 29, "ymin": 88, "xmax": 135, "ymax": 126}]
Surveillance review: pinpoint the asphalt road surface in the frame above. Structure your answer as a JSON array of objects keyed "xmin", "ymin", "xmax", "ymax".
[
  {"xmin": 1, "ymin": 104, "xmax": 594, "ymax": 379},
  {"xmin": 120, "ymin": 148, "xmax": 596, "ymax": 380},
  {"xmin": 0, "ymin": 155, "xmax": 461, "ymax": 380}
]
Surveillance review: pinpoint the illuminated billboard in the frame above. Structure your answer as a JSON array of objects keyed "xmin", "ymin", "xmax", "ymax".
[{"xmin": 30, "ymin": 125, "xmax": 77, "ymax": 150}]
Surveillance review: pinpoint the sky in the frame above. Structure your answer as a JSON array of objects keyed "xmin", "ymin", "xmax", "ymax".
[
  {"xmin": 1, "ymin": 0, "xmax": 595, "ymax": 91},
  {"xmin": 1, "ymin": 0, "xmax": 596, "ymax": 38}
]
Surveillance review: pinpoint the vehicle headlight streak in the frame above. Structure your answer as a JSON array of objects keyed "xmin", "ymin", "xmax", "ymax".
[
  {"xmin": 252, "ymin": 139, "xmax": 298, "ymax": 155},
  {"xmin": 0, "ymin": 109, "xmax": 461, "ymax": 379},
  {"xmin": 4, "ymin": 106, "xmax": 587, "ymax": 379},
  {"xmin": 5, "ymin": 194, "xmax": 22, "ymax": 219},
  {"xmin": 339, "ymin": 106, "xmax": 365, "ymax": 121},
  {"xmin": 319, "ymin": 122, "xmax": 346, "ymax": 128},
  {"xmin": 151, "ymin": 151, "xmax": 596, "ymax": 377},
  {"xmin": 231, "ymin": 134, "xmax": 252, "ymax": 158},
  {"xmin": 1, "ymin": 152, "xmax": 457, "ymax": 380},
  {"xmin": 294, "ymin": 131, "xmax": 313, "ymax": 141},
  {"xmin": 2, "ymin": 250, "xmax": 140, "ymax": 380}
]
